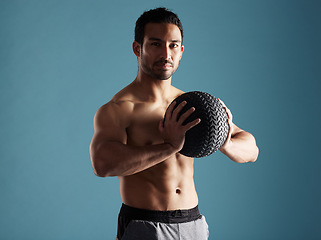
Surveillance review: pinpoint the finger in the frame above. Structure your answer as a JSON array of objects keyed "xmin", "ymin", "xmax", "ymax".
[
  {"xmin": 183, "ymin": 118, "xmax": 201, "ymax": 131},
  {"xmin": 226, "ymin": 118, "xmax": 233, "ymax": 140},
  {"xmin": 158, "ymin": 119, "xmax": 164, "ymax": 132},
  {"xmin": 223, "ymin": 106, "xmax": 233, "ymax": 123},
  {"xmin": 165, "ymin": 101, "xmax": 177, "ymax": 122},
  {"xmin": 178, "ymin": 106, "xmax": 195, "ymax": 124},
  {"xmin": 227, "ymin": 108, "xmax": 233, "ymax": 122},
  {"xmin": 218, "ymin": 98, "xmax": 230, "ymax": 117},
  {"xmin": 227, "ymin": 118, "xmax": 232, "ymax": 133},
  {"xmin": 221, "ymin": 118, "xmax": 233, "ymax": 147},
  {"xmin": 217, "ymin": 98, "xmax": 226, "ymax": 108},
  {"xmin": 224, "ymin": 106, "xmax": 230, "ymax": 118},
  {"xmin": 172, "ymin": 101, "xmax": 187, "ymax": 121}
]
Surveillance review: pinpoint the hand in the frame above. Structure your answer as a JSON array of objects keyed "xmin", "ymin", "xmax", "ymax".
[
  {"xmin": 217, "ymin": 98, "xmax": 259, "ymax": 163},
  {"xmin": 159, "ymin": 101, "xmax": 201, "ymax": 152},
  {"xmin": 218, "ymin": 98, "xmax": 233, "ymax": 150}
]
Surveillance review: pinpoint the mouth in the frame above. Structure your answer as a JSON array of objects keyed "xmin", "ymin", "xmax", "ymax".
[{"xmin": 154, "ymin": 60, "xmax": 173, "ymax": 70}]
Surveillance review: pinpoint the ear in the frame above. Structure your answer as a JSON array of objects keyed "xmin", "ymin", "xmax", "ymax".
[
  {"xmin": 133, "ymin": 41, "xmax": 141, "ymax": 57},
  {"xmin": 179, "ymin": 45, "xmax": 184, "ymax": 60}
]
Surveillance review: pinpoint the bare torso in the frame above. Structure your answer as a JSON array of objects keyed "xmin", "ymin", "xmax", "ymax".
[{"xmin": 114, "ymin": 84, "xmax": 198, "ymax": 211}]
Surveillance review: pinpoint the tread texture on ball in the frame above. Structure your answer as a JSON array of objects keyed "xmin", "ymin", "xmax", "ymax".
[{"xmin": 169, "ymin": 91, "xmax": 229, "ymax": 158}]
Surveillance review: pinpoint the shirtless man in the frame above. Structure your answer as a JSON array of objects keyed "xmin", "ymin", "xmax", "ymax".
[{"xmin": 90, "ymin": 8, "xmax": 259, "ymax": 240}]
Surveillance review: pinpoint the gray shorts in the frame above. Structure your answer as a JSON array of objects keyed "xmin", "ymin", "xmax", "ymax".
[{"xmin": 117, "ymin": 204, "xmax": 209, "ymax": 240}]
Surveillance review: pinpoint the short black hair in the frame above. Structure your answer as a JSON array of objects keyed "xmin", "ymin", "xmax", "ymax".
[{"xmin": 135, "ymin": 7, "xmax": 183, "ymax": 45}]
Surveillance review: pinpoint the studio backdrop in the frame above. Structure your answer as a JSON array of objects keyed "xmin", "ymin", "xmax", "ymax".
[{"xmin": 1, "ymin": 0, "xmax": 320, "ymax": 239}]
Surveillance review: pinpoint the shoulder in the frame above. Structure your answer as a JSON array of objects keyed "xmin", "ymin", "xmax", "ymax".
[
  {"xmin": 170, "ymin": 87, "xmax": 185, "ymax": 101},
  {"xmin": 94, "ymin": 95, "xmax": 135, "ymax": 131},
  {"xmin": 170, "ymin": 85, "xmax": 184, "ymax": 96}
]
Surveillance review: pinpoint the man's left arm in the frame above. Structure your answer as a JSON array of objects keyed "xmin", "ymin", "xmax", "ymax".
[{"xmin": 219, "ymin": 102, "xmax": 259, "ymax": 163}]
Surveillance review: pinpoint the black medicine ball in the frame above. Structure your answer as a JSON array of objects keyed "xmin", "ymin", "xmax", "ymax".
[{"xmin": 168, "ymin": 91, "xmax": 229, "ymax": 158}]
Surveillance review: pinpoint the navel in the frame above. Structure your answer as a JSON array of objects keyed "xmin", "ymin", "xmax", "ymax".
[{"xmin": 175, "ymin": 188, "xmax": 181, "ymax": 194}]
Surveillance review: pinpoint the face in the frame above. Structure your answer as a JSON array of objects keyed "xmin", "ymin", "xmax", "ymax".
[{"xmin": 134, "ymin": 23, "xmax": 184, "ymax": 80}]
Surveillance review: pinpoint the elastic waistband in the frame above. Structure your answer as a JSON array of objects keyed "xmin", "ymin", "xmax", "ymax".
[{"xmin": 119, "ymin": 204, "xmax": 201, "ymax": 224}]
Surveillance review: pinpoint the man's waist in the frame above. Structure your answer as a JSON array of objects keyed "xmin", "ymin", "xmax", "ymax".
[{"xmin": 119, "ymin": 203, "xmax": 201, "ymax": 224}]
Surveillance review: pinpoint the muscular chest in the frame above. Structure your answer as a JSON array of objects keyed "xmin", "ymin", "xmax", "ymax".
[{"xmin": 126, "ymin": 105, "xmax": 166, "ymax": 146}]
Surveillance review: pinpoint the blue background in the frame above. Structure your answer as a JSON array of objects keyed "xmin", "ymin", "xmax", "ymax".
[{"xmin": 1, "ymin": 0, "xmax": 320, "ymax": 239}]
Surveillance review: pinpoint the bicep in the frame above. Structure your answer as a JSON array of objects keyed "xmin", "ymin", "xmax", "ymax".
[{"xmin": 90, "ymin": 103, "xmax": 128, "ymax": 153}]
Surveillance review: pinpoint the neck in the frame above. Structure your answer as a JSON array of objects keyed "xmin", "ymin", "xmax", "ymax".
[{"xmin": 133, "ymin": 71, "xmax": 173, "ymax": 102}]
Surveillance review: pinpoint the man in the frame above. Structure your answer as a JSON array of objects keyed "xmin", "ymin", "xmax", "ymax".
[{"xmin": 90, "ymin": 8, "xmax": 259, "ymax": 240}]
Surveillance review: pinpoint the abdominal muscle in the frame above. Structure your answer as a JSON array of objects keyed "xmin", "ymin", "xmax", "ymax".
[{"xmin": 118, "ymin": 153, "xmax": 199, "ymax": 211}]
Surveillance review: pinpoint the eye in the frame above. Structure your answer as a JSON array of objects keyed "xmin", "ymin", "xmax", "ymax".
[
  {"xmin": 170, "ymin": 43, "xmax": 179, "ymax": 48},
  {"xmin": 151, "ymin": 42, "xmax": 160, "ymax": 46}
]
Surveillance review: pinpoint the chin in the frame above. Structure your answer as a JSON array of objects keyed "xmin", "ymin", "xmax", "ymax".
[
  {"xmin": 154, "ymin": 70, "xmax": 177, "ymax": 80},
  {"xmin": 157, "ymin": 76, "xmax": 172, "ymax": 80}
]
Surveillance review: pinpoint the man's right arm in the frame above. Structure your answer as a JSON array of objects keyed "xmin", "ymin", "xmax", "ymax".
[{"xmin": 89, "ymin": 101, "xmax": 200, "ymax": 177}]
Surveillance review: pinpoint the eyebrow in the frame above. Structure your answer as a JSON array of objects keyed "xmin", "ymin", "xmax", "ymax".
[{"xmin": 148, "ymin": 37, "xmax": 181, "ymax": 43}]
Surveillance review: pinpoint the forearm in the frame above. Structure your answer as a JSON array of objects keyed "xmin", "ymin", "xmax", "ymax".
[
  {"xmin": 220, "ymin": 131, "xmax": 259, "ymax": 163},
  {"xmin": 90, "ymin": 141, "xmax": 176, "ymax": 177}
]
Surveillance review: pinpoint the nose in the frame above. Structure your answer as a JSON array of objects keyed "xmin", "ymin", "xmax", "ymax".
[{"xmin": 160, "ymin": 45, "xmax": 171, "ymax": 60}]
